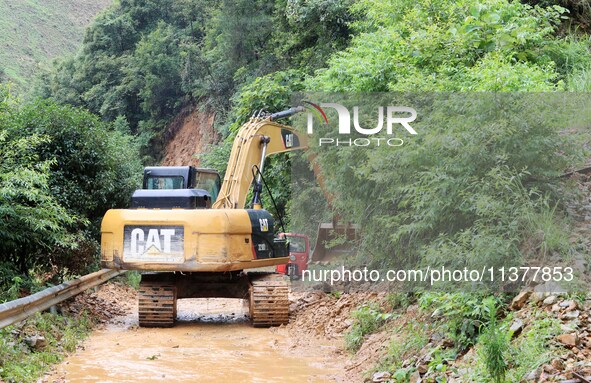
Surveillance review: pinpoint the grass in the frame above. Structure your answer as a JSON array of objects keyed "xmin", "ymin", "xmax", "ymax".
[
  {"xmin": 503, "ymin": 314, "xmax": 562, "ymax": 382},
  {"xmin": 523, "ymin": 201, "xmax": 572, "ymax": 260},
  {"xmin": 345, "ymin": 303, "xmax": 392, "ymax": 352},
  {"xmin": 124, "ymin": 271, "xmax": 141, "ymax": 290},
  {"xmin": 374, "ymin": 321, "xmax": 431, "ymax": 382},
  {"xmin": 0, "ymin": 311, "xmax": 93, "ymax": 383},
  {"xmin": 0, "ymin": 0, "xmax": 111, "ymax": 92},
  {"xmin": 458, "ymin": 310, "xmax": 562, "ymax": 382},
  {"xmin": 567, "ymin": 66, "xmax": 591, "ymax": 91}
]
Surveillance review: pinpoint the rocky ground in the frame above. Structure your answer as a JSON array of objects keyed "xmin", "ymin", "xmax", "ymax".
[
  {"xmin": 59, "ymin": 282, "xmax": 136, "ymax": 325},
  {"xmin": 508, "ymin": 290, "xmax": 591, "ymax": 382},
  {"xmin": 287, "ymin": 288, "xmax": 591, "ymax": 383}
]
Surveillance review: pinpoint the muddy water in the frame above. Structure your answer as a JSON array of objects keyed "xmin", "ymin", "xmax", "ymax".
[{"xmin": 54, "ymin": 299, "xmax": 341, "ymax": 383}]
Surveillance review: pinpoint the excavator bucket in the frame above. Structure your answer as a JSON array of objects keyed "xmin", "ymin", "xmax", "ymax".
[{"xmin": 310, "ymin": 222, "xmax": 360, "ymax": 264}]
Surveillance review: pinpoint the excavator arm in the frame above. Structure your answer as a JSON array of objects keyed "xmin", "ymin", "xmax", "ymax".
[{"xmin": 213, "ymin": 109, "xmax": 308, "ymax": 210}]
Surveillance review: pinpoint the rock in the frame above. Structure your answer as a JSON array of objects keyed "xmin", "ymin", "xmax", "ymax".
[
  {"xmin": 406, "ymin": 304, "xmax": 419, "ymax": 314},
  {"xmin": 531, "ymin": 282, "xmax": 566, "ymax": 303},
  {"xmin": 510, "ymin": 319, "xmax": 524, "ymax": 336},
  {"xmin": 560, "ymin": 324, "xmax": 576, "ymax": 333},
  {"xmin": 551, "ymin": 358, "xmax": 565, "ymax": 371},
  {"xmin": 543, "ymin": 295, "xmax": 558, "ymax": 305},
  {"xmin": 36, "ymin": 336, "xmax": 47, "ymax": 349},
  {"xmin": 523, "ymin": 367, "xmax": 541, "ymax": 381},
  {"xmin": 430, "ymin": 332, "xmax": 445, "ymax": 343},
  {"xmin": 556, "ymin": 333, "xmax": 579, "ymax": 347},
  {"xmin": 372, "ymin": 371, "xmax": 391, "ymax": 382},
  {"xmin": 560, "ymin": 300, "xmax": 574, "ymax": 308},
  {"xmin": 25, "ymin": 335, "xmax": 47, "ymax": 350},
  {"xmin": 543, "ymin": 364, "xmax": 555, "ymax": 374},
  {"xmin": 511, "ymin": 290, "xmax": 532, "ymax": 310},
  {"xmin": 563, "ymin": 310, "xmax": 580, "ymax": 320},
  {"xmin": 409, "ymin": 370, "xmax": 422, "ymax": 383},
  {"xmin": 417, "ymin": 363, "xmax": 429, "ymax": 374},
  {"xmin": 573, "ymin": 259, "xmax": 587, "ymax": 273},
  {"xmin": 442, "ymin": 338, "xmax": 455, "ymax": 348}
]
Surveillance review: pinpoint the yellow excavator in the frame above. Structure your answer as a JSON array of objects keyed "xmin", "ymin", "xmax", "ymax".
[{"xmin": 100, "ymin": 108, "xmax": 308, "ymax": 327}]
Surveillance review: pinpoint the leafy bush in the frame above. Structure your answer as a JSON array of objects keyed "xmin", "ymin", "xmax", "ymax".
[
  {"xmin": 293, "ymin": 93, "xmax": 583, "ymax": 275},
  {"xmin": 419, "ymin": 293, "xmax": 506, "ymax": 351},
  {"xmin": 124, "ymin": 271, "xmax": 142, "ymax": 290},
  {"xmin": 297, "ymin": 0, "xmax": 590, "ymax": 273},
  {"xmin": 0, "ymin": 87, "xmax": 141, "ymax": 276},
  {"xmin": 345, "ymin": 303, "xmax": 392, "ymax": 352},
  {"xmin": 0, "ymin": 89, "xmax": 78, "ymax": 273},
  {"xmin": 308, "ymin": 0, "xmax": 584, "ymax": 92}
]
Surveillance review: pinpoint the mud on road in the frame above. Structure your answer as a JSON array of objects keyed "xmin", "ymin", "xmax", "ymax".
[{"xmin": 43, "ymin": 287, "xmax": 350, "ymax": 383}]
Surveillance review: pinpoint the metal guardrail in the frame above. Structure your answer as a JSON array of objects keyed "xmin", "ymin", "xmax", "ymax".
[{"xmin": 0, "ymin": 268, "xmax": 125, "ymax": 329}]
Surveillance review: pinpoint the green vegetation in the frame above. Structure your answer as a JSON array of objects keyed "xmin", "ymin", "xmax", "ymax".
[
  {"xmin": 345, "ymin": 303, "xmax": 392, "ymax": 352},
  {"xmin": 359, "ymin": 293, "xmax": 564, "ymax": 382},
  {"xmin": 310, "ymin": 0, "xmax": 591, "ymax": 92},
  {"xmin": 0, "ymin": 86, "xmax": 142, "ymax": 282},
  {"xmin": 0, "ymin": 311, "xmax": 93, "ymax": 383},
  {"xmin": 0, "ymin": 0, "xmax": 111, "ymax": 90},
  {"xmin": 36, "ymin": 0, "xmax": 354, "ymax": 159},
  {"xmin": 124, "ymin": 270, "xmax": 142, "ymax": 290},
  {"xmin": 502, "ymin": 315, "xmax": 562, "ymax": 382},
  {"xmin": 296, "ymin": 0, "xmax": 591, "ymax": 273},
  {"xmin": 419, "ymin": 293, "xmax": 506, "ymax": 351},
  {"xmin": 478, "ymin": 302, "xmax": 509, "ymax": 383},
  {"xmin": 0, "ymin": 0, "xmax": 590, "ymax": 380},
  {"xmin": 462, "ymin": 312, "xmax": 563, "ymax": 382},
  {"xmin": 380, "ymin": 321, "xmax": 431, "ymax": 371}
]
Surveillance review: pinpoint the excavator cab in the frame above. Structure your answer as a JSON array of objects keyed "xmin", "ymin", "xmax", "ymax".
[{"xmin": 131, "ymin": 166, "xmax": 221, "ymax": 209}]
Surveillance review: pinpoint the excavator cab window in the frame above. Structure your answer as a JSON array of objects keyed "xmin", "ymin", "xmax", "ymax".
[
  {"xmin": 195, "ymin": 171, "xmax": 221, "ymax": 201},
  {"xmin": 146, "ymin": 176, "xmax": 185, "ymax": 190}
]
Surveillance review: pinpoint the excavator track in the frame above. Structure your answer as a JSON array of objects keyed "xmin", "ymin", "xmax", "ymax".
[
  {"xmin": 138, "ymin": 281, "xmax": 177, "ymax": 328},
  {"xmin": 248, "ymin": 273, "xmax": 290, "ymax": 327}
]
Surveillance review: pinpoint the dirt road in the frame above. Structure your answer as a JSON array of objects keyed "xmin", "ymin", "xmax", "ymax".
[{"xmin": 46, "ymin": 297, "xmax": 345, "ymax": 383}]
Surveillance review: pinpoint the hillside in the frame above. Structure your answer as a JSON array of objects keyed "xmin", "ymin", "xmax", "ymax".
[{"xmin": 0, "ymin": 0, "xmax": 111, "ymax": 89}]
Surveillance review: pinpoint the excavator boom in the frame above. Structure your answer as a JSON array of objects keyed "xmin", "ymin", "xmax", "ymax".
[{"xmin": 213, "ymin": 115, "xmax": 308, "ymax": 209}]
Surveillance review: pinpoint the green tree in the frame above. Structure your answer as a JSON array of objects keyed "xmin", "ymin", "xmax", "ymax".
[
  {"xmin": 0, "ymin": 88, "xmax": 78, "ymax": 273},
  {"xmin": 0, "ymin": 87, "xmax": 142, "ymax": 275}
]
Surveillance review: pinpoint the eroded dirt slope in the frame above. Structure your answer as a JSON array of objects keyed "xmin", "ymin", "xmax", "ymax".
[{"xmin": 160, "ymin": 105, "xmax": 219, "ymax": 167}]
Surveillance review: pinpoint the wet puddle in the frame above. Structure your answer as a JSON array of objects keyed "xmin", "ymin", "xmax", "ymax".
[{"xmin": 53, "ymin": 299, "xmax": 340, "ymax": 383}]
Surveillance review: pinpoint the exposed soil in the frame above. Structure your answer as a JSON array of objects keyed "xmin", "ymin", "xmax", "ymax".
[
  {"xmin": 160, "ymin": 104, "xmax": 219, "ymax": 167},
  {"xmin": 288, "ymin": 291, "xmax": 390, "ymax": 382},
  {"xmin": 58, "ymin": 282, "xmax": 136, "ymax": 324}
]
